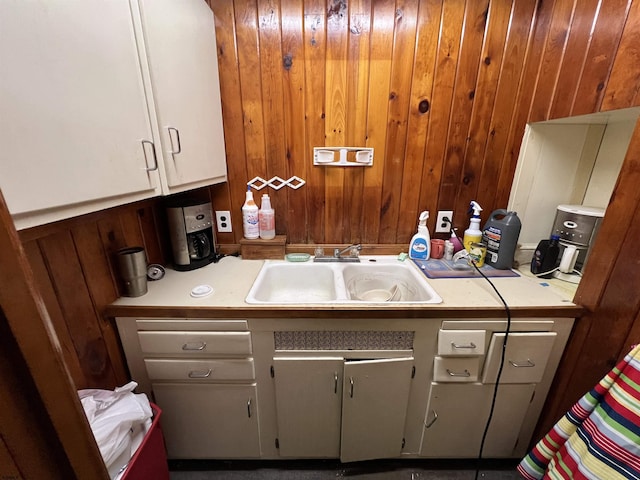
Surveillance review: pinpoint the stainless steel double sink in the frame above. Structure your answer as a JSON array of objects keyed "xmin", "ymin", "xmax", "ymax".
[{"xmin": 245, "ymin": 256, "xmax": 442, "ymax": 304}]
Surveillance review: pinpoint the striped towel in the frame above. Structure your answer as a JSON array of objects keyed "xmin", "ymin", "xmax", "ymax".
[{"xmin": 518, "ymin": 344, "xmax": 640, "ymax": 480}]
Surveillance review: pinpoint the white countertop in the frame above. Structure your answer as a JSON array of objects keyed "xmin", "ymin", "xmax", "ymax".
[{"xmin": 110, "ymin": 255, "xmax": 579, "ymax": 313}]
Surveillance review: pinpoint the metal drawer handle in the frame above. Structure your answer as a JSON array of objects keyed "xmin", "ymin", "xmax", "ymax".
[
  {"xmin": 425, "ymin": 410, "xmax": 438, "ymax": 428},
  {"xmin": 247, "ymin": 398, "xmax": 252, "ymax": 418},
  {"xmin": 182, "ymin": 341, "xmax": 207, "ymax": 351},
  {"xmin": 188, "ymin": 369, "xmax": 212, "ymax": 378},
  {"xmin": 141, "ymin": 139, "xmax": 158, "ymax": 171},
  {"xmin": 334, "ymin": 372, "xmax": 338, "ymax": 394},
  {"xmin": 446, "ymin": 369, "xmax": 471, "ymax": 377},
  {"xmin": 349, "ymin": 377, "xmax": 354, "ymax": 398},
  {"xmin": 451, "ymin": 342, "xmax": 477, "ymax": 349},
  {"xmin": 509, "ymin": 359, "xmax": 536, "ymax": 368},
  {"xmin": 168, "ymin": 126, "xmax": 182, "ymax": 155}
]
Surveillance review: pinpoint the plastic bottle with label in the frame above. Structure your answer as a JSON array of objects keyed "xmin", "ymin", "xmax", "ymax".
[
  {"xmin": 409, "ymin": 211, "xmax": 431, "ymax": 260},
  {"xmin": 482, "ymin": 210, "xmax": 522, "ymax": 269},
  {"xmin": 242, "ymin": 187, "xmax": 259, "ymax": 239},
  {"xmin": 463, "ymin": 201, "xmax": 483, "ymax": 251},
  {"xmin": 259, "ymin": 193, "xmax": 275, "ymax": 240}
]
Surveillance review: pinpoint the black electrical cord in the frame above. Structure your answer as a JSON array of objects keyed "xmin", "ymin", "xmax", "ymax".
[{"xmin": 447, "ymin": 222, "xmax": 512, "ymax": 480}]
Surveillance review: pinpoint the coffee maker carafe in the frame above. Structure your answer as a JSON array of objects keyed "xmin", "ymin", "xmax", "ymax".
[{"xmin": 167, "ymin": 200, "xmax": 217, "ymax": 271}]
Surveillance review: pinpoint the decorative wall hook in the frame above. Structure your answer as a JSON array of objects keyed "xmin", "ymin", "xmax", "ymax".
[{"xmin": 247, "ymin": 176, "xmax": 306, "ymax": 190}]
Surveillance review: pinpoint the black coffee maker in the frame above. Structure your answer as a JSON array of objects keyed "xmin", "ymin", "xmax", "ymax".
[{"xmin": 167, "ymin": 199, "xmax": 217, "ymax": 271}]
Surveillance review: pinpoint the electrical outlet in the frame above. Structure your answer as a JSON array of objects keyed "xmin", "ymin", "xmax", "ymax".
[
  {"xmin": 215, "ymin": 210, "xmax": 232, "ymax": 233},
  {"xmin": 435, "ymin": 210, "xmax": 453, "ymax": 233}
]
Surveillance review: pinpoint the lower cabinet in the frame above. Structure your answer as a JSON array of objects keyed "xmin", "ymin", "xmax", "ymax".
[
  {"xmin": 153, "ymin": 383, "xmax": 260, "ymax": 459},
  {"xmin": 421, "ymin": 383, "xmax": 535, "ymax": 458},
  {"xmin": 272, "ymin": 356, "xmax": 414, "ymax": 462}
]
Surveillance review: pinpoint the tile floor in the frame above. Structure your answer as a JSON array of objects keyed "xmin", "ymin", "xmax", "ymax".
[{"xmin": 169, "ymin": 459, "xmax": 523, "ymax": 479}]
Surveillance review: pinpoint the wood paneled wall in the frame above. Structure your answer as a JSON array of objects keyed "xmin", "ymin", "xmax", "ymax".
[
  {"xmin": 12, "ymin": 0, "xmax": 640, "ymax": 451},
  {"xmin": 210, "ymin": 0, "xmax": 546, "ymax": 245}
]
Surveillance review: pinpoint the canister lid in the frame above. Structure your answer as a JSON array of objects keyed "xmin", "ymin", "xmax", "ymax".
[
  {"xmin": 557, "ymin": 204, "xmax": 605, "ymax": 217},
  {"xmin": 190, "ymin": 284, "xmax": 214, "ymax": 298}
]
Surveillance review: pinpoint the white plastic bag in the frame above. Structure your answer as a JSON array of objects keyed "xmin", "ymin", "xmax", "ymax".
[{"xmin": 78, "ymin": 381, "xmax": 152, "ymax": 479}]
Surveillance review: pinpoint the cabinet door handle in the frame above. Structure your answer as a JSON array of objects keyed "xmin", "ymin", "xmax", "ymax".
[
  {"xmin": 349, "ymin": 377, "xmax": 354, "ymax": 398},
  {"xmin": 425, "ymin": 410, "xmax": 438, "ymax": 428},
  {"xmin": 182, "ymin": 341, "xmax": 207, "ymax": 351},
  {"xmin": 509, "ymin": 359, "xmax": 535, "ymax": 368},
  {"xmin": 188, "ymin": 369, "xmax": 212, "ymax": 378},
  {"xmin": 446, "ymin": 368, "xmax": 471, "ymax": 377},
  {"xmin": 334, "ymin": 372, "xmax": 338, "ymax": 394},
  {"xmin": 247, "ymin": 398, "xmax": 252, "ymax": 418},
  {"xmin": 141, "ymin": 139, "xmax": 158, "ymax": 171},
  {"xmin": 168, "ymin": 127, "xmax": 182, "ymax": 155},
  {"xmin": 451, "ymin": 342, "xmax": 476, "ymax": 349}
]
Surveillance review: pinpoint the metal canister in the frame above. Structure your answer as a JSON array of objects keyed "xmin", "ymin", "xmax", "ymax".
[{"xmin": 468, "ymin": 242, "xmax": 487, "ymax": 267}]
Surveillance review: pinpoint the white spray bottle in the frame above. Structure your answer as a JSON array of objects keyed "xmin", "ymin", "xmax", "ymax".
[
  {"xmin": 463, "ymin": 201, "xmax": 483, "ymax": 251},
  {"xmin": 409, "ymin": 211, "xmax": 430, "ymax": 260}
]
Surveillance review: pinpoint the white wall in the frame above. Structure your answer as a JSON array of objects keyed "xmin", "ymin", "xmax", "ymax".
[{"xmin": 508, "ymin": 107, "xmax": 639, "ymax": 249}]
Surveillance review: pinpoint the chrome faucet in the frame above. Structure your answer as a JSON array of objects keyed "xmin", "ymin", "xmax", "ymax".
[
  {"xmin": 334, "ymin": 243, "xmax": 362, "ymax": 259},
  {"xmin": 313, "ymin": 243, "xmax": 362, "ymax": 262}
]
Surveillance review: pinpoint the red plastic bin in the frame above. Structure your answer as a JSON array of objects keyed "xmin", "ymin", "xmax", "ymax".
[{"xmin": 121, "ymin": 402, "xmax": 169, "ymax": 480}]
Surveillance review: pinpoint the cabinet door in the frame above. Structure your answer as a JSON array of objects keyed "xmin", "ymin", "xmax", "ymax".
[
  {"xmin": 421, "ymin": 383, "xmax": 535, "ymax": 458},
  {"xmin": 273, "ymin": 357, "xmax": 343, "ymax": 458},
  {"xmin": 136, "ymin": 0, "xmax": 227, "ymax": 191},
  {"xmin": 341, "ymin": 357, "xmax": 414, "ymax": 463},
  {"xmin": 152, "ymin": 383, "xmax": 260, "ymax": 459},
  {"xmin": 0, "ymin": 1, "xmax": 160, "ymax": 229}
]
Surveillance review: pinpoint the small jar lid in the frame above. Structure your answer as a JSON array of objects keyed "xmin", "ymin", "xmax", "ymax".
[{"xmin": 190, "ymin": 284, "xmax": 214, "ymax": 298}]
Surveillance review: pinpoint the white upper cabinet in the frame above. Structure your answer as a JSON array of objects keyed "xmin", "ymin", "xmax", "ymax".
[
  {"xmin": 0, "ymin": 0, "xmax": 227, "ymax": 230},
  {"xmin": 134, "ymin": 0, "xmax": 227, "ymax": 192}
]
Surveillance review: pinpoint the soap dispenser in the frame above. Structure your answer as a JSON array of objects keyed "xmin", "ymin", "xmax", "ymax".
[{"xmin": 409, "ymin": 211, "xmax": 431, "ymax": 260}]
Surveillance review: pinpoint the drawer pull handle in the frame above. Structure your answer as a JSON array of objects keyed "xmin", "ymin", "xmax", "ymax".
[
  {"xmin": 188, "ymin": 369, "xmax": 212, "ymax": 378},
  {"xmin": 168, "ymin": 126, "xmax": 182, "ymax": 155},
  {"xmin": 509, "ymin": 359, "xmax": 535, "ymax": 368},
  {"xmin": 425, "ymin": 410, "xmax": 438, "ymax": 428},
  {"xmin": 446, "ymin": 368, "xmax": 471, "ymax": 377},
  {"xmin": 182, "ymin": 341, "xmax": 207, "ymax": 351},
  {"xmin": 334, "ymin": 372, "xmax": 338, "ymax": 394},
  {"xmin": 349, "ymin": 377, "xmax": 354, "ymax": 398},
  {"xmin": 451, "ymin": 342, "xmax": 476, "ymax": 349},
  {"xmin": 247, "ymin": 398, "xmax": 252, "ymax": 418}
]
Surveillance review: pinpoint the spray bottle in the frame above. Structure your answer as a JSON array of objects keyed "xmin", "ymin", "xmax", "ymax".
[
  {"xmin": 463, "ymin": 201, "xmax": 483, "ymax": 251},
  {"xmin": 409, "ymin": 211, "xmax": 431, "ymax": 260}
]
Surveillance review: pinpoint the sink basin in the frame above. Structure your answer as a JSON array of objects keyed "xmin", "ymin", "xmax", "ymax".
[
  {"xmin": 342, "ymin": 263, "xmax": 441, "ymax": 303},
  {"xmin": 245, "ymin": 256, "xmax": 442, "ymax": 304},
  {"xmin": 245, "ymin": 263, "xmax": 340, "ymax": 303}
]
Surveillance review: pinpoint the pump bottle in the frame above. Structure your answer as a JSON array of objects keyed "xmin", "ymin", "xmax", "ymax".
[
  {"xmin": 242, "ymin": 187, "xmax": 259, "ymax": 239},
  {"xmin": 463, "ymin": 201, "xmax": 483, "ymax": 251},
  {"xmin": 409, "ymin": 211, "xmax": 431, "ymax": 260},
  {"xmin": 258, "ymin": 193, "xmax": 275, "ymax": 240}
]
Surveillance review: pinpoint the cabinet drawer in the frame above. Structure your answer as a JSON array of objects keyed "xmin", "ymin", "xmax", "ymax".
[
  {"xmin": 433, "ymin": 356, "xmax": 481, "ymax": 382},
  {"xmin": 145, "ymin": 358, "xmax": 255, "ymax": 381},
  {"xmin": 438, "ymin": 330, "xmax": 485, "ymax": 356},
  {"xmin": 138, "ymin": 331, "xmax": 252, "ymax": 356},
  {"xmin": 482, "ymin": 332, "xmax": 557, "ymax": 384}
]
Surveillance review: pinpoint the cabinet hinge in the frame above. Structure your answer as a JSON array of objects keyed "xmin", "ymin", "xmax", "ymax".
[
  {"xmin": 270, "ymin": 365, "xmax": 275, "ymax": 378},
  {"xmin": 275, "ymin": 438, "xmax": 280, "ymax": 449},
  {"xmin": 411, "ymin": 366, "xmax": 416, "ymax": 378},
  {"xmin": 402, "ymin": 438, "xmax": 406, "ymax": 449}
]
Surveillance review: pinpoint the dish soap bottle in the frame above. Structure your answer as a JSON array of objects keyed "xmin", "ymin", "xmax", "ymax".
[
  {"xmin": 259, "ymin": 193, "xmax": 275, "ymax": 240},
  {"xmin": 242, "ymin": 187, "xmax": 259, "ymax": 239},
  {"xmin": 409, "ymin": 211, "xmax": 430, "ymax": 260},
  {"xmin": 463, "ymin": 201, "xmax": 483, "ymax": 251}
]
